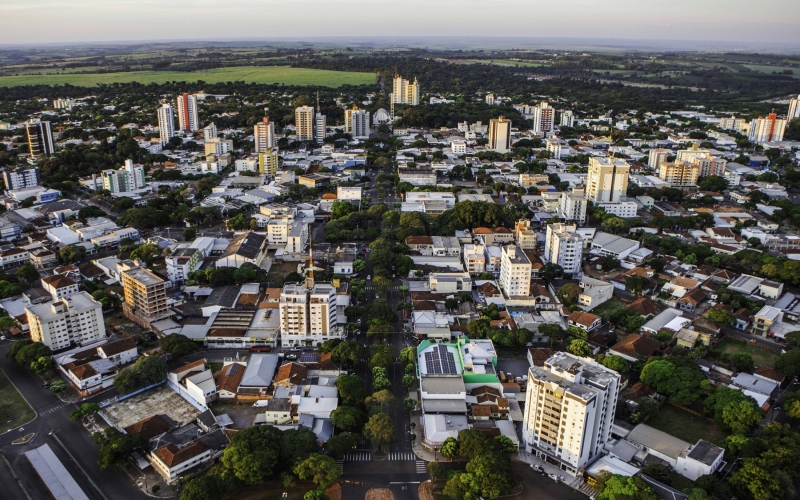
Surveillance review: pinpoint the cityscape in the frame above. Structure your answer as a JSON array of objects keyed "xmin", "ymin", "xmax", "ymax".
[{"xmin": 0, "ymin": 3, "xmax": 799, "ymax": 500}]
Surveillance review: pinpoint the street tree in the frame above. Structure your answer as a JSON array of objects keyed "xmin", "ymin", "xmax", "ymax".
[
  {"xmin": 602, "ymin": 355, "xmax": 629, "ymax": 373},
  {"xmin": 326, "ymin": 432, "xmax": 359, "ymax": 459},
  {"xmin": 440, "ymin": 437, "xmax": 459, "ymax": 461},
  {"xmin": 330, "ymin": 406, "xmax": 365, "ymax": 432},
  {"xmin": 567, "ymin": 339, "xmax": 592, "ymax": 357},
  {"xmin": 335, "ymin": 374, "xmax": 367, "ymax": 407},
  {"xmin": 364, "ymin": 411, "xmax": 396, "ymax": 451},
  {"xmin": 159, "ymin": 334, "xmax": 199, "ymax": 358},
  {"xmin": 293, "ymin": 453, "xmax": 340, "ymax": 490},
  {"xmin": 221, "ymin": 425, "xmax": 282, "ymax": 485}
]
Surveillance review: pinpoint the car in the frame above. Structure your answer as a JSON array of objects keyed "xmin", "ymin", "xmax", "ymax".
[
  {"xmin": 0, "ymin": 335, "xmax": 5, "ymax": 341},
  {"xmin": 548, "ymin": 473, "xmax": 561, "ymax": 482},
  {"xmin": 367, "ymin": 275, "xmax": 371, "ymax": 280},
  {"xmin": 285, "ymin": 353, "xmax": 298, "ymax": 360}
]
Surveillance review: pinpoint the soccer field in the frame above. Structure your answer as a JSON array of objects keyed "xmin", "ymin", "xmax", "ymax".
[{"xmin": 0, "ymin": 66, "xmax": 376, "ymax": 87}]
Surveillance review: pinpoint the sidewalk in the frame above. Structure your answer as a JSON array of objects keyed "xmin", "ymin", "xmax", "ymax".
[{"xmin": 514, "ymin": 448, "xmax": 595, "ymax": 498}]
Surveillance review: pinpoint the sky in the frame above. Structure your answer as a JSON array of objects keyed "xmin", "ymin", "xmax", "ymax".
[{"xmin": 2, "ymin": 0, "xmax": 800, "ymax": 47}]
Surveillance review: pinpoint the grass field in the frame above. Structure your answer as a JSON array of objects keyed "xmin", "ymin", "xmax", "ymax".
[
  {"xmin": 0, "ymin": 369, "xmax": 35, "ymax": 434},
  {"xmin": 742, "ymin": 64, "xmax": 800, "ymax": 77},
  {"xmin": 713, "ymin": 337, "xmax": 780, "ymax": 368},
  {"xmin": 589, "ymin": 299, "xmax": 627, "ymax": 321},
  {"xmin": 0, "ymin": 66, "xmax": 375, "ymax": 88},
  {"xmin": 647, "ymin": 404, "xmax": 729, "ymax": 446}
]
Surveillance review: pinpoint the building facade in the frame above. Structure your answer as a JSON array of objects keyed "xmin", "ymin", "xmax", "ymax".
[
  {"xmin": 559, "ymin": 188, "xmax": 588, "ymax": 224},
  {"xmin": 176, "ymin": 93, "xmax": 199, "ymax": 132},
  {"xmin": 748, "ymin": 113, "xmax": 786, "ymax": 143},
  {"xmin": 26, "ymin": 120, "xmax": 54, "ymax": 155},
  {"xmin": 532, "ymin": 102, "xmax": 555, "ymax": 135},
  {"xmin": 488, "ymin": 116, "xmax": 511, "ymax": 152},
  {"xmin": 392, "ymin": 76, "xmax": 420, "ymax": 106},
  {"xmin": 544, "ymin": 223, "xmax": 583, "ymax": 276},
  {"xmin": 279, "ymin": 282, "xmax": 339, "ymax": 347},
  {"xmin": 26, "ymin": 292, "xmax": 106, "ymax": 350},
  {"xmin": 157, "ymin": 104, "xmax": 175, "ymax": 146},
  {"xmin": 122, "ymin": 266, "xmax": 168, "ymax": 319},
  {"xmin": 101, "ymin": 159, "xmax": 147, "ymax": 193},
  {"xmin": 254, "ymin": 117, "xmax": 276, "ymax": 152},
  {"xmin": 499, "ymin": 244, "xmax": 532, "ymax": 297},
  {"xmin": 295, "ymin": 106, "xmax": 315, "ymax": 141},
  {"xmin": 259, "ymin": 148, "xmax": 279, "ymax": 178},
  {"xmin": 586, "ymin": 158, "xmax": 629, "ymax": 204},
  {"xmin": 3, "ymin": 167, "xmax": 40, "ymax": 190},
  {"xmin": 345, "ymin": 107, "xmax": 371, "ymax": 138},
  {"xmin": 658, "ymin": 162, "xmax": 700, "ymax": 187},
  {"xmin": 522, "ymin": 352, "xmax": 621, "ymax": 475}
]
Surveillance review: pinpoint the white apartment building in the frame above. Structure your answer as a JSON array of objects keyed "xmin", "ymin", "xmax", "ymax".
[
  {"xmin": 235, "ymin": 158, "xmax": 258, "ymax": 172},
  {"xmin": 488, "ymin": 116, "xmax": 511, "ymax": 152},
  {"xmin": 544, "ymin": 223, "xmax": 583, "ymax": 277},
  {"xmin": 344, "ymin": 107, "xmax": 371, "ymax": 138},
  {"xmin": 392, "ymin": 76, "xmax": 420, "ymax": 106},
  {"xmin": 648, "ymin": 148, "xmax": 670, "ymax": 169},
  {"xmin": 429, "ymin": 273, "xmax": 472, "ymax": 294},
  {"xmin": 522, "ymin": 352, "xmax": 621, "ymax": 475},
  {"xmin": 405, "ymin": 191, "xmax": 456, "ymax": 209},
  {"xmin": 677, "ymin": 149, "xmax": 727, "ymax": 177},
  {"xmin": 295, "ymin": 106, "xmax": 315, "ymax": 141},
  {"xmin": 315, "ymin": 113, "xmax": 327, "ymax": 145},
  {"xmin": 748, "ymin": 113, "xmax": 786, "ymax": 143},
  {"xmin": 586, "ymin": 157, "xmax": 630, "ymax": 204},
  {"xmin": 157, "ymin": 104, "xmax": 175, "ymax": 146},
  {"xmin": 789, "ymin": 94, "xmax": 800, "ymax": 121},
  {"xmin": 254, "ymin": 117, "xmax": 276, "ymax": 152},
  {"xmin": 532, "ymin": 102, "xmax": 555, "ymax": 135},
  {"xmin": 203, "ymin": 123, "xmax": 217, "ymax": 141},
  {"xmin": 719, "ymin": 116, "xmax": 746, "ymax": 131},
  {"xmin": 2, "ymin": 167, "xmax": 40, "ymax": 191},
  {"xmin": 176, "ymin": 93, "xmax": 199, "ymax": 132},
  {"xmin": 596, "ymin": 201, "xmax": 638, "ymax": 218},
  {"xmin": 463, "ymin": 244, "xmax": 486, "ymax": 274},
  {"xmin": 101, "ymin": 159, "xmax": 146, "ymax": 193},
  {"xmin": 26, "ymin": 119, "xmax": 54, "ymax": 156},
  {"xmin": 560, "ymin": 110, "xmax": 574, "ymax": 128},
  {"xmin": 515, "ymin": 219, "xmax": 538, "ymax": 250},
  {"xmin": 26, "ymin": 292, "xmax": 106, "ymax": 350},
  {"xmin": 499, "ymin": 244, "xmax": 532, "ymax": 298},
  {"xmin": 279, "ymin": 282, "xmax": 338, "ymax": 347},
  {"xmin": 337, "ymin": 186, "xmax": 362, "ymax": 201},
  {"xmin": 451, "ymin": 140, "xmax": 467, "ymax": 155},
  {"xmin": 41, "ymin": 275, "xmax": 80, "ymax": 301},
  {"xmin": 559, "ymin": 188, "xmax": 588, "ymax": 224},
  {"xmin": 658, "ymin": 162, "xmax": 700, "ymax": 187}
]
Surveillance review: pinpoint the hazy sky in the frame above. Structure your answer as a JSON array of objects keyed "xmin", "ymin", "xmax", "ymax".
[{"xmin": 2, "ymin": 0, "xmax": 800, "ymax": 46}]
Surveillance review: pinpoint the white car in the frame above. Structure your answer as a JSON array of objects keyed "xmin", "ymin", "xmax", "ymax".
[{"xmin": 367, "ymin": 275, "xmax": 371, "ymax": 280}]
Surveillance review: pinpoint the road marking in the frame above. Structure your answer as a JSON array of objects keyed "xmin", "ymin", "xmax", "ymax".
[
  {"xmin": 389, "ymin": 481, "xmax": 421, "ymax": 485},
  {"xmin": 336, "ymin": 459, "xmax": 344, "ymax": 473},
  {"xmin": 415, "ymin": 461, "xmax": 427, "ymax": 473}
]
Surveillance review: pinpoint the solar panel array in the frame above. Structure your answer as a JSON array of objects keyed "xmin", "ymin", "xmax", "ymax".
[
  {"xmin": 424, "ymin": 345, "xmax": 457, "ymax": 374},
  {"xmin": 299, "ymin": 353, "xmax": 319, "ymax": 363}
]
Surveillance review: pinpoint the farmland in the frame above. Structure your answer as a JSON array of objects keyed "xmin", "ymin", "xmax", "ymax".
[{"xmin": 0, "ymin": 66, "xmax": 375, "ymax": 88}]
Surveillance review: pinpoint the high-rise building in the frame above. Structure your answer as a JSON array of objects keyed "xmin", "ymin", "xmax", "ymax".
[
  {"xmin": 392, "ymin": 75, "xmax": 420, "ymax": 106},
  {"xmin": 560, "ymin": 110, "xmax": 574, "ymax": 128},
  {"xmin": 122, "ymin": 265, "xmax": 168, "ymax": 319},
  {"xmin": 488, "ymin": 116, "xmax": 512, "ymax": 152},
  {"xmin": 559, "ymin": 188, "xmax": 588, "ymax": 224},
  {"xmin": 544, "ymin": 223, "xmax": 583, "ymax": 276},
  {"xmin": 157, "ymin": 104, "xmax": 175, "ymax": 147},
  {"xmin": 204, "ymin": 138, "xmax": 233, "ymax": 156},
  {"xmin": 295, "ymin": 106, "xmax": 315, "ymax": 141},
  {"xmin": 648, "ymin": 148, "xmax": 670, "ymax": 169},
  {"xmin": 586, "ymin": 158, "xmax": 630, "ymax": 204},
  {"xmin": 719, "ymin": 116, "xmax": 746, "ymax": 131},
  {"xmin": 101, "ymin": 159, "xmax": 146, "ymax": 193},
  {"xmin": 788, "ymin": 94, "xmax": 800, "ymax": 121},
  {"xmin": 677, "ymin": 148, "xmax": 727, "ymax": 177},
  {"xmin": 3, "ymin": 167, "xmax": 40, "ymax": 190},
  {"xmin": 254, "ymin": 117, "xmax": 276, "ymax": 152},
  {"xmin": 259, "ymin": 148, "xmax": 279, "ymax": 178},
  {"xmin": 279, "ymin": 282, "xmax": 339, "ymax": 347},
  {"xmin": 748, "ymin": 113, "xmax": 786, "ymax": 143},
  {"xmin": 499, "ymin": 244, "xmax": 532, "ymax": 298},
  {"xmin": 26, "ymin": 119, "xmax": 54, "ymax": 155},
  {"xmin": 532, "ymin": 102, "xmax": 555, "ymax": 135},
  {"xmin": 315, "ymin": 113, "xmax": 327, "ymax": 145},
  {"xmin": 522, "ymin": 352, "xmax": 621, "ymax": 475},
  {"xmin": 344, "ymin": 107, "xmax": 371, "ymax": 138},
  {"xmin": 176, "ymin": 93, "xmax": 199, "ymax": 132},
  {"xmin": 203, "ymin": 122, "xmax": 217, "ymax": 141},
  {"xmin": 26, "ymin": 292, "xmax": 106, "ymax": 350},
  {"xmin": 485, "ymin": 94, "xmax": 495, "ymax": 105},
  {"xmin": 658, "ymin": 162, "xmax": 700, "ymax": 187}
]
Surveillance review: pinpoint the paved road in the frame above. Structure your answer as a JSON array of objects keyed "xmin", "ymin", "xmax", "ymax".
[
  {"xmin": 722, "ymin": 327, "xmax": 787, "ymax": 353},
  {"xmin": 0, "ymin": 342, "xmax": 145, "ymax": 500}
]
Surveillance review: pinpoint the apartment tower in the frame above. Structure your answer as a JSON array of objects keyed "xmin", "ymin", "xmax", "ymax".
[
  {"xmin": 26, "ymin": 292, "xmax": 106, "ymax": 350},
  {"xmin": 532, "ymin": 102, "xmax": 555, "ymax": 135},
  {"xmin": 499, "ymin": 244, "xmax": 532, "ymax": 298},
  {"xmin": 748, "ymin": 113, "xmax": 786, "ymax": 143},
  {"xmin": 26, "ymin": 120, "xmax": 54, "ymax": 155},
  {"xmin": 254, "ymin": 117, "xmax": 276, "ymax": 152},
  {"xmin": 585, "ymin": 157, "xmax": 630, "ymax": 203},
  {"xmin": 122, "ymin": 266, "xmax": 168, "ymax": 319},
  {"xmin": 295, "ymin": 106, "xmax": 315, "ymax": 142},
  {"xmin": 488, "ymin": 116, "xmax": 512, "ymax": 152},
  {"xmin": 544, "ymin": 223, "xmax": 583, "ymax": 276},
  {"xmin": 392, "ymin": 76, "xmax": 420, "ymax": 106},
  {"xmin": 157, "ymin": 104, "xmax": 175, "ymax": 146},
  {"xmin": 176, "ymin": 93, "xmax": 199, "ymax": 132}
]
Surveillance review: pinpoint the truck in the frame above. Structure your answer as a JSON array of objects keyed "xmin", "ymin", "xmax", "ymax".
[{"xmin": 253, "ymin": 400, "xmax": 269, "ymax": 408}]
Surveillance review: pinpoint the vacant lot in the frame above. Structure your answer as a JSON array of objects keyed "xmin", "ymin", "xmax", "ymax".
[
  {"xmin": 590, "ymin": 299, "xmax": 627, "ymax": 320},
  {"xmin": 0, "ymin": 66, "xmax": 375, "ymax": 87},
  {"xmin": 0, "ymin": 369, "xmax": 35, "ymax": 433},
  {"xmin": 101, "ymin": 384, "xmax": 200, "ymax": 429},
  {"xmin": 647, "ymin": 404, "xmax": 728, "ymax": 446},
  {"xmin": 713, "ymin": 337, "xmax": 780, "ymax": 368}
]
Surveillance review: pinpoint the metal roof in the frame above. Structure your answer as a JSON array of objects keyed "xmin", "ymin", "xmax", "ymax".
[
  {"xmin": 25, "ymin": 444, "xmax": 90, "ymax": 500},
  {"xmin": 627, "ymin": 424, "xmax": 690, "ymax": 460}
]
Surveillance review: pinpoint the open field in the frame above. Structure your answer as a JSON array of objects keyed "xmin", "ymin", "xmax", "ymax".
[
  {"xmin": 589, "ymin": 299, "xmax": 627, "ymax": 320},
  {"xmin": 647, "ymin": 404, "xmax": 729, "ymax": 446},
  {"xmin": 0, "ymin": 369, "xmax": 36, "ymax": 434},
  {"xmin": 713, "ymin": 336, "xmax": 780, "ymax": 368},
  {"xmin": 0, "ymin": 66, "xmax": 375, "ymax": 87},
  {"xmin": 742, "ymin": 64, "xmax": 800, "ymax": 77}
]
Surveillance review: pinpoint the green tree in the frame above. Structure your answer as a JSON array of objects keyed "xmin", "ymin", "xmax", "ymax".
[
  {"xmin": 280, "ymin": 428, "xmax": 319, "ymax": 465},
  {"xmin": 567, "ymin": 339, "xmax": 592, "ymax": 357},
  {"xmin": 556, "ymin": 283, "xmax": 581, "ymax": 306},
  {"xmin": 330, "ymin": 406, "xmax": 365, "ymax": 432},
  {"xmin": 597, "ymin": 475, "xmax": 658, "ymax": 500},
  {"xmin": 335, "ymin": 374, "xmax": 366, "ymax": 407},
  {"xmin": 540, "ymin": 262, "xmax": 564, "ymax": 285},
  {"xmin": 399, "ymin": 346, "xmax": 416, "ymax": 365},
  {"xmin": 784, "ymin": 390, "xmax": 800, "ymax": 420},
  {"xmin": 303, "ymin": 492, "xmax": 331, "ymax": 500},
  {"xmin": 730, "ymin": 352, "xmax": 754, "ymax": 373},
  {"xmin": 442, "ymin": 472, "xmax": 481, "ymax": 500},
  {"xmin": 113, "ymin": 356, "xmax": 167, "ymax": 394},
  {"xmin": 364, "ymin": 411, "xmax": 396, "ymax": 451},
  {"xmin": 494, "ymin": 435, "xmax": 516, "ymax": 454},
  {"xmin": 602, "ymin": 355, "xmax": 629, "ymax": 373},
  {"xmin": 365, "ymin": 389, "xmax": 397, "ymax": 415},
  {"xmin": 705, "ymin": 308, "xmax": 734, "ymax": 326},
  {"xmin": 721, "ymin": 399, "xmax": 762, "ymax": 434},
  {"xmin": 428, "ymin": 460, "xmax": 445, "ymax": 482},
  {"xmin": 293, "ymin": 453, "xmax": 340, "ymax": 490},
  {"xmin": 775, "ymin": 349, "xmax": 800, "ymax": 379},
  {"xmin": 221, "ymin": 425, "xmax": 282, "ymax": 485},
  {"xmin": 730, "ymin": 462, "xmax": 783, "ymax": 500},
  {"xmin": 641, "ymin": 463, "xmax": 672, "ymax": 484},
  {"xmin": 625, "ymin": 275, "xmax": 649, "ymax": 296},
  {"xmin": 16, "ymin": 263, "xmax": 40, "ymax": 282},
  {"xmin": 440, "ymin": 437, "xmax": 459, "ymax": 461},
  {"xmin": 367, "ymin": 320, "xmax": 392, "ymax": 342},
  {"xmin": 113, "ymin": 197, "xmax": 135, "ymax": 210},
  {"xmin": 637, "ymin": 397, "xmax": 659, "ymax": 419},
  {"xmin": 457, "ymin": 429, "xmax": 496, "ymax": 459},
  {"xmin": 159, "ymin": 334, "xmax": 199, "ymax": 358},
  {"xmin": 353, "ymin": 259, "xmax": 366, "ymax": 273},
  {"xmin": 183, "ymin": 227, "xmax": 197, "ymax": 241},
  {"xmin": 464, "ymin": 451, "xmax": 515, "ymax": 498},
  {"xmin": 640, "ymin": 358, "xmax": 704, "ymax": 405},
  {"xmin": 326, "ymin": 432, "xmax": 359, "ymax": 459},
  {"xmin": 59, "ymin": 244, "xmax": 86, "ymax": 263},
  {"xmin": 93, "ymin": 427, "xmax": 149, "ymax": 471},
  {"xmin": 331, "ymin": 200, "xmax": 357, "ymax": 220}
]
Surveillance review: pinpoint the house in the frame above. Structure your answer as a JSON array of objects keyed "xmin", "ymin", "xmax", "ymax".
[
  {"xmin": 578, "ymin": 277, "xmax": 614, "ymax": 311},
  {"xmin": 626, "ymin": 425, "xmax": 725, "ymax": 480},
  {"xmin": 263, "ymin": 398, "xmax": 295, "ymax": 424},
  {"xmin": 125, "ymin": 414, "xmax": 173, "ymax": 439},
  {"xmin": 53, "ymin": 338, "xmax": 139, "ymax": 395},
  {"xmin": 567, "ymin": 311, "xmax": 602, "ymax": 332},
  {"xmin": 214, "ymin": 362, "xmax": 247, "ymax": 399},
  {"xmin": 151, "ymin": 441, "xmax": 212, "ymax": 484},
  {"xmin": 167, "ymin": 359, "xmax": 217, "ymax": 408},
  {"xmin": 753, "ymin": 366, "xmax": 785, "ymax": 386},
  {"xmin": 216, "ymin": 231, "xmax": 267, "ymax": 268},
  {"xmin": 274, "ymin": 362, "xmax": 308, "ymax": 388},
  {"xmin": 674, "ymin": 328, "xmax": 711, "ymax": 349},
  {"xmin": 758, "ymin": 280, "xmax": 783, "ymax": 300},
  {"xmin": 626, "ymin": 297, "xmax": 666, "ymax": 318},
  {"xmin": 527, "ymin": 348, "xmax": 555, "ymax": 367},
  {"xmin": 406, "ymin": 235, "xmax": 434, "ymax": 255},
  {"xmin": 730, "ymin": 372, "xmax": 778, "ymax": 398},
  {"xmin": 609, "ymin": 334, "xmax": 662, "ymax": 362},
  {"xmin": 641, "ymin": 308, "xmax": 687, "ymax": 336},
  {"xmin": 678, "ymin": 288, "xmax": 707, "ymax": 312}
]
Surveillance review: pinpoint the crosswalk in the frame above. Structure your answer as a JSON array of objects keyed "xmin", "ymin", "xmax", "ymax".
[
  {"xmin": 365, "ymin": 286, "xmax": 401, "ymax": 292},
  {"xmin": 387, "ymin": 451, "xmax": 416, "ymax": 461},
  {"xmin": 415, "ymin": 461, "xmax": 428, "ymax": 474},
  {"xmin": 39, "ymin": 402, "xmax": 69, "ymax": 416},
  {"xmin": 336, "ymin": 459, "xmax": 344, "ymax": 473},
  {"xmin": 343, "ymin": 451, "xmax": 372, "ymax": 461}
]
